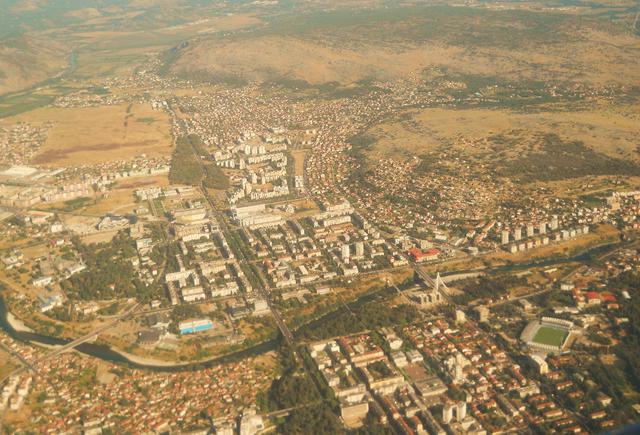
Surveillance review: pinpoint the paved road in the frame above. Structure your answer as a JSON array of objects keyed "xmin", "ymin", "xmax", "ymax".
[
  {"xmin": 399, "ymin": 247, "xmax": 454, "ymax": 304},
  {"xmin": 183, "ymin": 123, "xmax": 284, "ymax": 323},
  {"xmin": 198, "ymin": 184, "xmax": 296, "ymax": 348}
]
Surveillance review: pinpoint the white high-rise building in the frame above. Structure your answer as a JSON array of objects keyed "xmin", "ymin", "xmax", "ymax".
[
  {"xmin": 456, "ymin": 402, "xmax": 467, "ymax": 421},
  {"xmin": 341, "ymin": 244, "xmax": 351, "ymax": 260},
  {"xmin": 355, "ymin": 241, "xmax": 365, "ymax": 257},
  {"xmin": 454, "ymin": 364, "xmax": 463, "ymax": 383},
  {"xmin": 539, "ymin": 222, "xmax": 547, "ymax": 234},
  {"xmin": 514, "ymin": 227, "xmax": 522, "ymax": 241},
  {"xmin": 442, "ymin": 404, "xmax": 454, "ymax": 424},
  {"xmin": 526, "ymin": 224, "xmax": 535, "ymax": 238}
]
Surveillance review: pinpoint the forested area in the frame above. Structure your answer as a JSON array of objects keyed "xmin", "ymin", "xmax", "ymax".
[
  {"xmin": 453, "ymin": 274, "xmax": 527, "ymax": 304},
  {"xmin": 169, "ymin": 134, "xmax": 229, "ymax": 189},
  {"xmin": 203, "ymin": 164, "xmax": 230, "ymax": 189},
  {"xmin": 254, "ymin": 346, "xmax": 339, "ymax": 433},
  {"xmin": 296, "ymin": 301, "xmax": 420, "ymax": 341},
  {"xmin": 60, "ymin": 234, "xmax": 147, "ymax": 300},
  {"xmin": 169, "ymin": 134, "xmax": 206, "ymax": 185}
]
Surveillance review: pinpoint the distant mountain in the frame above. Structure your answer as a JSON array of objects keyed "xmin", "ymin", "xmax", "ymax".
[{"xmin": 167, "ymin": 5, "xmax": 640, "ymax": 88}]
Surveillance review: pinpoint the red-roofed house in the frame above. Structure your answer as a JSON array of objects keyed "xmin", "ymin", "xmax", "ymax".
[
  {"xmin": 601, "ymin": 293, "xmax": 617, "ymax": 303},
  {"xmin": 586, "ymin": 292, "xmax": 601, "ymax": 305},
  {"xmin": 408, "ymin": 248, "xmax": 440, "ymax": 262}
]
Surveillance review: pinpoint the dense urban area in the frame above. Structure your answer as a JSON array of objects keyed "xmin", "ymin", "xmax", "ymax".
[{"xmin": 0, "ymin": 0, "xmax": 639, "ymax": 434}]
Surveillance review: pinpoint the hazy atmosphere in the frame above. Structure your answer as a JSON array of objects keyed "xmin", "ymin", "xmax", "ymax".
[{"xmin": 0, "ymin": 0, "xmax": 639, "ymax": 433}]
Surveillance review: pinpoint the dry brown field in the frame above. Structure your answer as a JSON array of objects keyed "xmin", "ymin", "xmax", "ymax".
[
  {"xmin": 366, "ymin": 105, "xmax": 640, "ymax": 163},
  {"xmin": 82, "ymin": 175, "xmax": 169, "ymax": 216},
  {"xmin": 2, "ymin": 103, "xmax": 172, "ymax": 167},
  {"xmin": 291, "ymin": 149, "xmax": 307, "ymax": 176}
]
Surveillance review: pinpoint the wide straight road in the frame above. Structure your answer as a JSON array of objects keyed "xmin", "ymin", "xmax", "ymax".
[{"xmin": 198, "ymin": 184, "xmax": 296, "ymax": 348}]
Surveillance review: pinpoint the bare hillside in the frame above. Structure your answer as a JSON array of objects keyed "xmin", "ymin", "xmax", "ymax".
[
  {"xmin": 169, "ymin": 7, "xmax": 640, "ymax": 87},
  {"xmin": 170, "ymin": 35, "xmax": 464, "ymax": 85},
  {"xmin": 0, "ymin": 36, "xmax": 69, "ymax": 95}
]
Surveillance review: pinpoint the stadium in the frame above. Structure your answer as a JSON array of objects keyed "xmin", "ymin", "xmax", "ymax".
[{"xmin": 520, "ymin": 317, "xmax": 575, "ymax": 353}]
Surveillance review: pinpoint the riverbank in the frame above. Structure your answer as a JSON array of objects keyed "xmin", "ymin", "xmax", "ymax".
[
  {"xmin": 112, "ymin": 349, "xmax": 191, "ymax": 368},
  {"xmin": 5, "ymin": 311, "xmax": 33, "ymax": 333},
  {"xmin": 0, "ymin": 292, "xmax": 277, "ymax": 372},
  {"xmin": 111, "ymin": 341, "xmax": 277, "ymax": 368}
]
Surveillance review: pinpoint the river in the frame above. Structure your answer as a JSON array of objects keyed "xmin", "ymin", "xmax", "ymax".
[
  {"xmin": 0, "ymin": 295, "xmax": 276, "ymax": 372},
  {"xmin": 0, "ymin": 238, "xmax": 626, "ymax": 372},
  {"xmin": 440, "ymin": 239, "xmax": 627, "ymax": 278}
]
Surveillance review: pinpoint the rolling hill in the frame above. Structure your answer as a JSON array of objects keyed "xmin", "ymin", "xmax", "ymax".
[
  {"xmin": 0, "ymin": 36, "xmax": 69, "ymax": 95},
  {"xmin": 167, "ymin": 6, "xmax": 640, "ymax": 87}
]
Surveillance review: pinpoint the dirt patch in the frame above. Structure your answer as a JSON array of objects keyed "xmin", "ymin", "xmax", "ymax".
[
  {"xmin": 291, "ymin": 149, "xmax": 307, "ymax": 176},
  {"xmin": 33, "ymin": 140, "xmax": 158, "ymax": 164}
]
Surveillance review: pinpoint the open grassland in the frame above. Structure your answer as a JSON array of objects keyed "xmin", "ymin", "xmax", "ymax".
[
  {"xmin": 537, "ymin": 176, "xmax": 640, "ymax": 200},
  {"xmin": 361, "ymin": 103, "xmax": 640, "ymax": 184},
  {"xmin": 68, "ymin": 14, "xmax": 260, "ymax": 79},
  {"xmin": 0, "ymin": 6, "xmax": 261, "ymax": 113},
  {"xmin": 366, "ymin": 105, "xmax": 640, "ymax": 162},
  {"xmin": 0, "ymin": 84, "xmax": 77, "ymax": 119},
  {"xmin": 21, "ymin": 242, "xmax": 53, "ymax": 261},
  {"xmin": 80, "ymin": 231, "xmax": 120, "ymax": 244},
  {"xmin": 172, "ymin": 35, "xmax": 462, "ymax": 85},
  {"xmin": 84, "ymin": 190, "xmax": 138, "ymax": 216},
  {"xmin": 0, "ymin": 35, "xmax": 69, "ymax": 96},
  {"xmin": 2, "ymin": 103, "xmax": 172, "ymax": 167}
]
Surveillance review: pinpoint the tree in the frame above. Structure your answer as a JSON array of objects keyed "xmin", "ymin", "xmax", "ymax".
[
  {"xmin": 280, "ymin": 403, "xmax": 343, "ymax": 435},
  {"xmin": 169, "ymin": 134, "xmax": 207, "ymax": 186}
]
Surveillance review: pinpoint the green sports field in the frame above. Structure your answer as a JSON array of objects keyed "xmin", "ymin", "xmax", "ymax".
[{"xmin": 532, "ymin": 326, "xmax": 568, "ymax": 348}]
